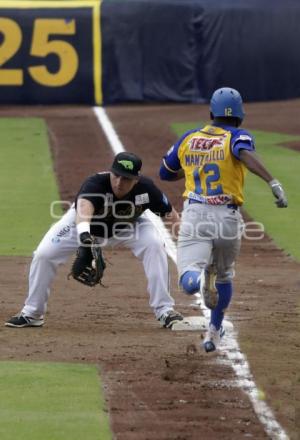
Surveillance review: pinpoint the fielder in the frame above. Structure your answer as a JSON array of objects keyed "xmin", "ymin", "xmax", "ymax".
[
  {"xmin": 6, "ymin": 152, "xmax": 184, "ymax": 329},
  {"xmin": 159, "ymin": 87, "xmax": 288, "ymax": 352}
]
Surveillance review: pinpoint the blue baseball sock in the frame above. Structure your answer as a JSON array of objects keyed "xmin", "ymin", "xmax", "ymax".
[
  {"xmin": 210, "ymin": 282, "xmax": 232, "ymax": 330},
  {"xmin": 180, "ymin": 271, "xmax": 200, "ymax": 295}
]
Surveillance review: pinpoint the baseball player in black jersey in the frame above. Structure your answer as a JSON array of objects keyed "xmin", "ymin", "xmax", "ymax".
[{"xmin": 5, "ymin": 152, "xmax": 184, "ymax": 329}]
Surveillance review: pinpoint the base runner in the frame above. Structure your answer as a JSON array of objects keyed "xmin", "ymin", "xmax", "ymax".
[{"xmin": 160, "ymin": 87, "xmax": 288, "ymax": 352}]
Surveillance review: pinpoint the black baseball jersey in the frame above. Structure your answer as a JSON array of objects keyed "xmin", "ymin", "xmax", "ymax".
[{"xmin": 75, "ymin": 172, "xmax": 172, "ymax": 237}]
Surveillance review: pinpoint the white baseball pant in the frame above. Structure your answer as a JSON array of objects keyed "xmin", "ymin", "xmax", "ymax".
[
  {"xmin": 22, "ymin": 207, "xmax": 175, "ymax": 320},
  {"xmin": 177, "ymin": 201, "xmax": 244, "ymax": 282}
]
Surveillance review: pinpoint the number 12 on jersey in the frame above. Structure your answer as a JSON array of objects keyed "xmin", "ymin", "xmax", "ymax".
[{"xmin": 193, "ymin": 163, "xmax": 223, "ymax": 196}]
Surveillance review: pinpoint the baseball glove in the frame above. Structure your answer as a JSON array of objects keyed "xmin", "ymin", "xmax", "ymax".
[{"xmin": 69, "ymin": 233, "xmax": 106, "ymax": 287}]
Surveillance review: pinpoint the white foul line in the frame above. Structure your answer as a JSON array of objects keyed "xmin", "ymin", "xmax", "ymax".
[{"xmin": 93, "ymin": 106, "xmax": 289, "ymax": 440}]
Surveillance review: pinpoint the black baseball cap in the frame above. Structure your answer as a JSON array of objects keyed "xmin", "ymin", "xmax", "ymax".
[{"xmin": 110, "ymin": 152, "xmax": 142, "ymax": 179}]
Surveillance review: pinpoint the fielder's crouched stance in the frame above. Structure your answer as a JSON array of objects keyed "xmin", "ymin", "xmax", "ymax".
[
  {"xmin": 6, "ymin": 153, "xmax": 183, "ymax": 329},
  {"xmin": 160, "ymin": 87, "xmax": 288, "ymax": 353}
]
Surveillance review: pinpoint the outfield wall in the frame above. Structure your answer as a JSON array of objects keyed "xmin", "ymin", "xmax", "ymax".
[{"xmin": 0, "ymin": 0, "xmax": 300, "ymax": 104}]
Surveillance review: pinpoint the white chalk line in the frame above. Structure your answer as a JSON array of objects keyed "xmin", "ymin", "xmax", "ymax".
[{"xmin": 93, "ymin": 106, "xmax": 289, "ymax": 440}]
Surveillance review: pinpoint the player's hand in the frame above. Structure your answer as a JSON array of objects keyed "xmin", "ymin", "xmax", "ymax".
[
  {"xmin": 269, "ymin": 179, "xmax": 288, "ymax": 208},
  {"xmin": 69, "ymin": 233, "xmax": 106, "ymax": 287}
]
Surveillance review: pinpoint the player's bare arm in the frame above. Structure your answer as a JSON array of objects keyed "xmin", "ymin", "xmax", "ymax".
[
  {"xmin": 239, "ymin": 149, "xmax": 288, "ymax": 208},
  {"xmin": 76, "ymin": 197, "xmax": 95, "ymax": 228},
  {"xmin": 75, "ymin": 198, "xmax": 96, "ymax": 252},
  {"xmin": 239, "ymin": 149, "xmax": 273, "ymax": 182}
]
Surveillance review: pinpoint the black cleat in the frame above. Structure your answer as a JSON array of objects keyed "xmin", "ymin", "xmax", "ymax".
[{"xmin": 5, "ymin": 314, "xmax": 44, "ymax": 328}]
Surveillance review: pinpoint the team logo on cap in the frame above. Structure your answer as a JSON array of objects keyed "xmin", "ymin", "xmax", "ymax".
[{"xmin": 118, "ymin": 160, "xmax": 134, "ymax": 170}]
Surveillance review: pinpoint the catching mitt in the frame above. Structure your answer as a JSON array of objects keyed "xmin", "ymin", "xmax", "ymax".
[{"xmin": 70, "ymin": 232, "xmax": 106, "ymax": 287}]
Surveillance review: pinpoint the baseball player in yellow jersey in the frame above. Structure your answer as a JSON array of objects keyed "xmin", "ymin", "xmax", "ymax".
[{"xmin": 159, "ymin": 87, "xmax": 288, "ymax": 352}]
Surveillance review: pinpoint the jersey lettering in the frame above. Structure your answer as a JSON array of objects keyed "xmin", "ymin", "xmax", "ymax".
[{"xmin": 189, "ymin": 136, "xmax": 226, "ymax": 152}]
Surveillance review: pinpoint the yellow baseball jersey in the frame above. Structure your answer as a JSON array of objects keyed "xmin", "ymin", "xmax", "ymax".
[{"xmin": 163, "ymin": 124, "xmax": 255, "ymax": 205}]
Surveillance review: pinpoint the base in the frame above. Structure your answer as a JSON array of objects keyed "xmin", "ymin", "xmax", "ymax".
[{"xmin": 172, "ymin": 316, "xmax": 234, "ymax": 332}]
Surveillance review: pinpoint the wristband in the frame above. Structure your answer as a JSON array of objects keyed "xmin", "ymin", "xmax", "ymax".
[{"xmin": 76, "ymin": 221, "xmax": 90, "ymax": 236}]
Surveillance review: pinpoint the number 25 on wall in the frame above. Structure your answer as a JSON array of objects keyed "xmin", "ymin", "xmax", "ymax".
[{"xmin": 0, "ymin": 18, "xmax": 79, "ymax": 86}]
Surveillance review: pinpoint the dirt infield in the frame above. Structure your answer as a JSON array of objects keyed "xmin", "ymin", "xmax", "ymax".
[{"xmin": 0, "ymin": 102, "xmax": 299, "ymax": 439}]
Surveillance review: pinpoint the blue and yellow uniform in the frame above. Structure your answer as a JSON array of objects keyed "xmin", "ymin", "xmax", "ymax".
[
  {"xmin": 160, "ymin": 123, "xmax": 255, "ymax": 206},
  {"xmin": 159, "ymin": 87, "xmax": 287, "ymax": 353}
]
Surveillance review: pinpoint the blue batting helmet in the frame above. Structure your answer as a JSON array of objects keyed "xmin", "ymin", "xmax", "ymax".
[{"xmin": 210, "ymin": 87, "xmax": 245, "ymax": 120}]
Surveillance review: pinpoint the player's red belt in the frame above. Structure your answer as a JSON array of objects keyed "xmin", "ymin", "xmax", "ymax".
[{"xmin": 188, "ymin": 199, "xmax": 238, "ymax": 210}]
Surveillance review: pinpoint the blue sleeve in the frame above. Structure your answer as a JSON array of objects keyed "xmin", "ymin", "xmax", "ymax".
[
  {"xmin": 162, "ymin": 143, "xmax": 181, "ymax": 171},
  {"xmin": 159, "ymin": 128, "xmax": 198, "ymax": 180},
  {"xmin": 159, "ymin": 163, "xmax": 178, "ymax": 180},
  {"xmin": 231, "ymin": 129, "xmax": 255, "ymax": 160}
]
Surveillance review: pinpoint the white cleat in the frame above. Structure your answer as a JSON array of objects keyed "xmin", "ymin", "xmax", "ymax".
[
  {"xmin": 200, "ymin": 265, "xmax": 218, "ymax": 310},
  {"xmin": 203, "ymin": 324, "xmax": 225, "ymax": 353}
]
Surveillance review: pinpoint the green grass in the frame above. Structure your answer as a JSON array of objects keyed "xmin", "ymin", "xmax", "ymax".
[
  {"xmin": 0, "ymin": 118, "xmax": 112, "ymax": 438},
  {"xmin": 171, "ymin": 122, "xmax": 300, "ymax": 261},
  {"xmin": 0, "ymin": 118, "xmax": 62, "ymax": 256},
  {"xmin": 0, "ymin": 361, "xmax": 111, "ymax": 440}
]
